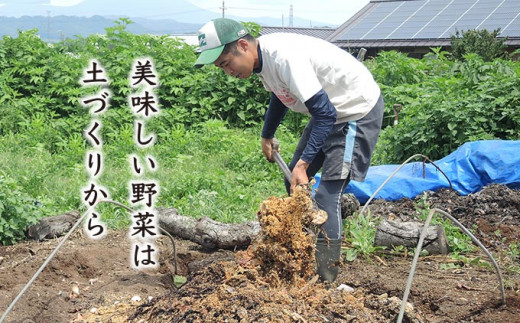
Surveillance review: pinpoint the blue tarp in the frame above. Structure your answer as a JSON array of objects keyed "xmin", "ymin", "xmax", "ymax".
[{"xmin": 314, "ymin": 140, "xmax": 520, "ymax": 203}]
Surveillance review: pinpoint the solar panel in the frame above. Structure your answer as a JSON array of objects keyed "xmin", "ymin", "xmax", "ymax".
[
  {"xmin": 502, "ymin": 12, "xmax": 520, "ymax": 35},
  {"xmin": 475, "ymin": 0, "xmax": 507, "ymax": 29},
  {"xmin": 410, "ymin": 0, "xmax": 454, "ymax": 38},
  {"xmin": 337, "ymin": 4, "xmax": 394, "ymax": 39},
  {"xmin": 439, "ymin": 0, "xmax": 483, "ymax": 37},
  {"xmin": 334, "ymin": 0, "xmax": 520, "ymax": 42},
  {"xmin": 385, "ymin": 0, "xmax": 434, "ymax": 39},
  {"xmin": 415, "ymin": 2, "xmax": 461, "ymax": 38},
  {"xmin": 360, "ymin": 2, "xmax": 404, "ymax": 39},
  {"xmin": 482, "ymin": 0, "xmax": 520, "ymax": 36}
]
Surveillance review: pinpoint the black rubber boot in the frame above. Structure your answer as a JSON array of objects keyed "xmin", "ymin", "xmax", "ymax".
[{"xmin": 315, "ymin": 239, "xmax": 342, "ymax": 283}]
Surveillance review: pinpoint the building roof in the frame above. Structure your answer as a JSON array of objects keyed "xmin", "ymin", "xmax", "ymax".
[
  {"xmin": 260, "ymin": 26, "xmax": 336, "ymax": 40},
  {"xmin": 328, "ymin": 0, "xmax": 520, "ymax": 47}
]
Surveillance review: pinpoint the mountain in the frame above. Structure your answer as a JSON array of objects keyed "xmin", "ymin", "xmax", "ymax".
[
  {"xmin": 0, "ymin": 0, "xmax": 332, "ymax": 26},
  {"xmin": 0, "ymin": 15, "xmax": 202, "ymax": 41},
  {"xmin": 0, "ymin": 16, "xmax": 334, "ymax": 43},
  {"xmin": 0, "ymin": 0, "xmax": 336, "ymax": 41},
  {"xmin": 0, "ymin": 0, "xmax": 207, "ymax": 20}
]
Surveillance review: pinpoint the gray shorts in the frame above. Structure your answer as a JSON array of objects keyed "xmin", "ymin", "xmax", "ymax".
[{"xmin": 288, "ymin": 94, "xmax": 384, "ymax": 182}]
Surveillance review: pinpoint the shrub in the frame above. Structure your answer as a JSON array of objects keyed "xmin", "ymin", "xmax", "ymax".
[
  {"xmin": 0, "ymin": 173, "xmax": 44, "ymax": 245},
  {"xmin": 451, "ymin": 28, "xmax": 507, "ymax": 61},
  {"xmin": 370, "ymin": 50, "xmax": 520, "ymax": 164}
]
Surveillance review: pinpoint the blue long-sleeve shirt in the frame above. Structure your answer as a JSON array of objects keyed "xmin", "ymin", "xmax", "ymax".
[{"xmin": 262, "ymin": 89, "xmax": 337, "ymax": 163}]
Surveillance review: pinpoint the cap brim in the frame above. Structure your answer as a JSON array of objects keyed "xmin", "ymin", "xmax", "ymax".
[{"xmin": 194, "ymin": 45, "xmax": 225, "ymax": 68}]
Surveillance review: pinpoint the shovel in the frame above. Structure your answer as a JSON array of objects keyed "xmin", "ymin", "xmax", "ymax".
[
  {"xmin": 270, "ymin": 138, "xmax": 327, "ymax": 227},
  {"xmin": 271, "ymin": 138, "xmax": 292, "ymax": 183}
]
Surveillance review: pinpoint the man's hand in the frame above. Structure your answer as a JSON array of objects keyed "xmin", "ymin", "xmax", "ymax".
[
  {"xmin": 261, "ymin": 138, "xmax": 275, "ymax": 162},
  {"xmin": 291, "ymin": 159, "xmax": 310, "ymax": 193}
]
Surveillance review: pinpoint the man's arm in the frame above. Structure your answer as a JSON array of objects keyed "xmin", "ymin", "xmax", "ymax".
[
  {"xmin": 300, "ymin": 89, "xmax": 337, "ymax": 163},
  {"xmin": 291, "ymin": 89, "xmax": 336, "ymax": 191},
  {"xmin": 261, "ymin": 93, "xmax": 288, "ymax": 161}
]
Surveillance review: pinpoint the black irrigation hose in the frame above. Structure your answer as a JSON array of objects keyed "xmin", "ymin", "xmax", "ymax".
[
  {"xmin": 0, "ymin": 199, "xmax": 178, "ymax": 323},
  {"xmin": 350, "ymin": 154, "xmax": 505, "ymax": 322},
  {"xmin": 397, "ymin": 208, "xmax": 506, "ymax": 323}
]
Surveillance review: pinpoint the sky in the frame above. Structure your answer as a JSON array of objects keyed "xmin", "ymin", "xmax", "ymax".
[
  {"xmin": 185, "ymin": 0, "xmax": 370, "ymax": 26},
  {"xmin": 0, "ymin": 0, "xmax": 370, "ymax": 26}
]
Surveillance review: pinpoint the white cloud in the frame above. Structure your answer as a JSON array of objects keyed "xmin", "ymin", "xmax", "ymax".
[
  {"xmin": 47, "ymin": 0, "xmax": 84, "ymax": 6},
  {"xmin": 0, "ymin": 3, "xmax": 6, "ymax": 8}
]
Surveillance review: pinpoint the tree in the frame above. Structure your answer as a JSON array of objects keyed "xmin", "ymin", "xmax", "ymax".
[{"xmin": 451, "ymin": 28, "xmax": 507, "ymax": 61}]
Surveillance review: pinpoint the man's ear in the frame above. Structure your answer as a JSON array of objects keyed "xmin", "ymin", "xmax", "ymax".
[{"xmin": 237, "ymin": 38, "xmax": 249, "ymax": 52}]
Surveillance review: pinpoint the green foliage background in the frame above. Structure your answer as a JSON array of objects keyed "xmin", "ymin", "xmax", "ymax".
[
  {"xmin": 0, "ymin": 20, "xmax": 519, "ymax": 244},
  {"xmin": 367, "ymin": 48, "xmax": 520, "ymax": 164}
]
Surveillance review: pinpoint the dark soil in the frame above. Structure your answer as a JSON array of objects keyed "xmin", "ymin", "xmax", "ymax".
[{"xmin": 0, "ymin": 184, "xmax": 519, "ymax": 322}]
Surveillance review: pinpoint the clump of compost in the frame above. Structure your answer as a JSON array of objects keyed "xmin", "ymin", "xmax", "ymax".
[{"xmin": 249, "ymin": 184, "xmax": 327, "ymax": 286}]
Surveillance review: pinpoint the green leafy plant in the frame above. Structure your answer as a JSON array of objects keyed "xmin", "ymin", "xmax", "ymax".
[
  {"xmin": 368, "ymin": 48, "xmax": 520, "ymax": 164},
  {"xmin": 414, "ymin": 193, "xmax": 475, "ymax": 254},
  {"xmin": 0, "ymin": 173, "xmax": 45, "ymax": 245},
  {"xmin": 440, "ymin": 254, "xmax": 492, "ymax": 270},
  {"xmin": 507, "ymin": 243, "xmax": 519, "ymax": 259},
  {"xmin": 505, "ymin": 243, "xmax": 520, "ymax": 274},
  {"xmin": 241, "ymin": 21, "xmax": 262, "ymax": 37},
  {"xmin": 343, "ymin": 211, "xmax": 385, "ymax": 261},
  {"xmin": 389, "ymin": 245, "xmax": 407, "ymax": 256}
]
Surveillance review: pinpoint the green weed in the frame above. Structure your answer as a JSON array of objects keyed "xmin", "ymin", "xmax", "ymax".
[
  {"xmin": 505, "ymin": 243, "xmax": 520, "ymax": 274},
  {"xmin": 414, "ymin": 192, "xmax": 476, "ymax": 254},
  {"xmin": 0, "ymin": 172, "xmax": 46, "ymax": 245},
  {"xmin": 343, "ymin": 211, "xmax": 385, "ymax": 261}
]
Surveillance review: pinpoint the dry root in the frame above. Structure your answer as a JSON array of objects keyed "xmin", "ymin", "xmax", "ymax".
[{"xmin": 251, "ymin": 185, "xmax": 327, "ymax": 286}]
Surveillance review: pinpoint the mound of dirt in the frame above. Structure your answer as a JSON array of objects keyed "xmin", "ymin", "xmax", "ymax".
[
  {"xmin": 2, "ymin": 184, "xmax": 519, "ymax": 322},
  {"xmin": 125, "ymin": 261, "xmax": 382, "ymax": 322},
  {"xmin": 80, "ymin": 186, "xmax": 422, "ymax": 322},
  {"xmin": 368, "ymin": 184, "xmax": 520, "ymax": 249}
]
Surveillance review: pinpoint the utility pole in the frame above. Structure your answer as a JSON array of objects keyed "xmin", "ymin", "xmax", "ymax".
[
  {"xmin": 46, "ymin": 10, "xmax": 51, "ymax": 41},
  {"xmin": 220, "ymin": 0, "xmax": 226, "ymax": 18},
  {"xmin": 289, "ymin": 4, "xmax": 293, "ymax": 27}
]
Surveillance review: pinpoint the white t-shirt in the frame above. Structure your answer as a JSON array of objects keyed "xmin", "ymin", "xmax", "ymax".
[{"xmin": 256, "ymin": 33, "xmax": 381, "ymax": 123}]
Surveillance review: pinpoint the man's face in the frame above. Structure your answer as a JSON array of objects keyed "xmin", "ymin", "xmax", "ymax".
[{"xmin": 214, "ymin": 40, "xmax": 254, "ymax": 79}]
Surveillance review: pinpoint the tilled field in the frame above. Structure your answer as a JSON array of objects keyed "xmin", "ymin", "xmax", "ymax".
[{"xmin": 1, "ymin": 184, "xmax": 519, "ymax": 322}]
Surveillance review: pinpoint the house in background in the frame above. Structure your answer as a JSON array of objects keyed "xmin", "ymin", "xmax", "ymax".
[
  {"xmin": 173, "ymin": 26, "xmax": 335, "ymax": 49},
  {"xmin": 259, "ymin": 26, "xmax": 335, "ymax": 40},
  {"xmin": 327, "ymin": 0, "xmax": 520, "ymax": 58}
]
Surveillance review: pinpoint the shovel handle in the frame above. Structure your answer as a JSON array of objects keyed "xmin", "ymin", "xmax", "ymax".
[{"xmin": 271, "ymin": 138, "xmax": 292, "ymax": 182}]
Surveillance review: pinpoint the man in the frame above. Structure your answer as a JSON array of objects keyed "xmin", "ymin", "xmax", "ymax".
[{"xmin": 195, "ymin": 18, "xmax": 383, "ymax": 283}]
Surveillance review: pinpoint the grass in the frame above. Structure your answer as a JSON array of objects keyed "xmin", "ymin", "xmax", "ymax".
[{"xmin": 0, "ymin": 119, "xmax": 298, "ymax": 240}]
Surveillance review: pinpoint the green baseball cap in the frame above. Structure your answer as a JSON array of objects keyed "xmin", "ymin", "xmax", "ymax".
[{"xmin": 194, "ymin": 18, "xmax": 249, "ymax": 68}]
